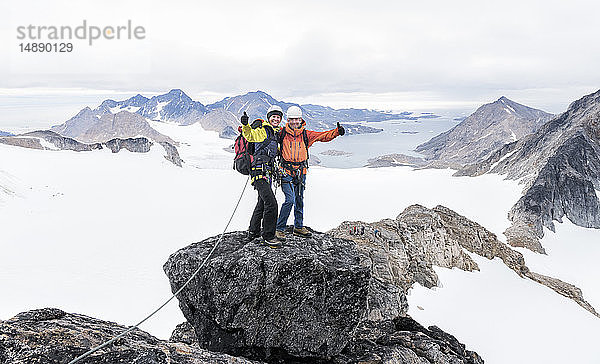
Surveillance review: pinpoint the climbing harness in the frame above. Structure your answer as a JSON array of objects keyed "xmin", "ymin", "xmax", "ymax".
[
  {"xmin": 68, "ymin": 176, "xmax": 251, "ymax": 364},
  {"xmin": 278, "ymin": 127, "xmax": 310, "ymax": 177}
]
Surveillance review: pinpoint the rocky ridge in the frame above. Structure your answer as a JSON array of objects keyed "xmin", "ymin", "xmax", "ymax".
[
  {"xmin": 328, "ymin": 204, "xmax": 598, "ymax": 318},
  {"xmin": 0, "ymin": 131, "xmax": 182, "ymax": 167}
]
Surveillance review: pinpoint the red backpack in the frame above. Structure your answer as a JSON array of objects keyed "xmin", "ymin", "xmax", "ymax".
[{"xmin": 233, "ymin": 126, "xmax": 254, "ymax": 175}]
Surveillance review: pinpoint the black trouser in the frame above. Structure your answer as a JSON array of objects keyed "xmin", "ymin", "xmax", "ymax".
[{"xmin": 249, "ymin": 178, "xmax": 278, "ymax": 240}]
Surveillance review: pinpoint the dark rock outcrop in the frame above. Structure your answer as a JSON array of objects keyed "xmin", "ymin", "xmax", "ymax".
[
  {"xmin": 0, "ymin": 307, "xmax": 260, "ymax": 364},
  {"xmin": 0, "ymin": 130, "xmax": 103, "ymax": 151},
  {"xmin": 164, "ymin": 228, "xmax": 483, "ymax": 363},
  {"xmin": 25, "ymin": 130, "xmax": 103, "ymax": 151},
  {"xmin": 0, "ymin": 136, "xmax": 45, "ymax": 150},
  {"xmin": 160, "ymin": 141, "xmax": 184, "ymax": 167},
  {"xmin": 339, "ymin": 317, "xmax": 483, "ymax": 364},
  {"xmin": 104, "ymin": 137, "xmax": 152, "ymax": 153},
  {"xmin": 170, "ymin": 321, "xmax": 198, "ymax": 345}
]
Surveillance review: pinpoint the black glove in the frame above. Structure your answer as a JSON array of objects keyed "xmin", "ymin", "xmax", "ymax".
[
  {"xmin": 251, "ymin": 119, "xmax": 263, "ymax": 129},
  {"xmin": 337, "ymin": 122, "xmax": 345, "ymax": 136},
  {"xmin": 241, "ymin": 111, "xmax": 249, "ymax": 125}
]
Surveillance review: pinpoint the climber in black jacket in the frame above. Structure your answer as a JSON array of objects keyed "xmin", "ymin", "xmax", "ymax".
[{"xmin": 240, "ymin": 105, "xmax": 285, "ymax": 248}]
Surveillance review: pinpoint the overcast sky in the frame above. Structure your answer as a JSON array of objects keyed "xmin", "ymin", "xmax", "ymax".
[{"xmin": 2, "ymin": 0, "xmax": 600, "ymax": 123}]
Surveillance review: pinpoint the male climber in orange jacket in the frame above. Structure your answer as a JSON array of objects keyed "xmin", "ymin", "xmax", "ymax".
[{"xmin": 275, "ymin": 105, "xmax": 345, "ymax": 238}]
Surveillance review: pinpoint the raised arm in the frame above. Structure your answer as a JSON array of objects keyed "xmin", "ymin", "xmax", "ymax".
[{"xmin": 242, "ymin": 119, "xmax": 267, "ymax": 143}]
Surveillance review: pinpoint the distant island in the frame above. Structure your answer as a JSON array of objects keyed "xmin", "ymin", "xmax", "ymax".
[{"xmin": 319, "ymin": 149, "xmax": 353, "ymax": 157}]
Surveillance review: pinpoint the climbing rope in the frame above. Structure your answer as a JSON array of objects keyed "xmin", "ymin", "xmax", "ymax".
[{"xmin": 68, "ymin": 176, "xmax": 250, "ymax": 364}]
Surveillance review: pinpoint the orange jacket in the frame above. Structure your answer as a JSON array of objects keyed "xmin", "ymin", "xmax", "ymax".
[{"xmin": 279, "ymin": 119, "xmax": 340, "ymax": 175}]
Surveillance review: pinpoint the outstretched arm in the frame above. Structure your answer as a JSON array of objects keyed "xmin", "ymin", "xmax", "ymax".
[{"xmin": 305, "ymin": 127, "xmax": 340, "ymax": 147}]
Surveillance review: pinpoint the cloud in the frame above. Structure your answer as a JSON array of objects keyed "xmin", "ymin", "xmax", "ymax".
[{"xmin": 1, "ymin": 0, "xmax": 600, "ymax": 112}]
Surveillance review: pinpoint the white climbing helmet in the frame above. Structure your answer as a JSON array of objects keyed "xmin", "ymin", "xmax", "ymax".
[
  {"xmin": 266, "ymin": 105, "xmax": 283, "ymax": 120},
  {"xmin": 286, "ymin": 105, "xmax": 302, "ymax": 119}
]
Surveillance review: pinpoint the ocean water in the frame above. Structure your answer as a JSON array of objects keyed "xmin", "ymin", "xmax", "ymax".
[{"xmin": 309, "ymin": 115, "xmax": 462, "ymax": 168}]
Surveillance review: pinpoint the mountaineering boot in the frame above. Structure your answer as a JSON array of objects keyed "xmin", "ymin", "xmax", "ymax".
[
  {"xmin": 293, "ymin": 226, "xmax": 312, "ymax": 238},
  {"xmin": 261, "ymin": 236, "xmax": 283, "ymax": 248},
  {"xmin": 245, "ymin": 230, "xmax": 261, "ymax": 242},
  {"xmin": 275, "ymin": 230, "xmax": 287, "ymax": 240}
]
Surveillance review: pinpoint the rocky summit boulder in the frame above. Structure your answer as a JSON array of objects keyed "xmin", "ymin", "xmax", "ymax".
[{"xmin": 163, "ymin": 230, "xmax": 483, "ymax": 363}]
